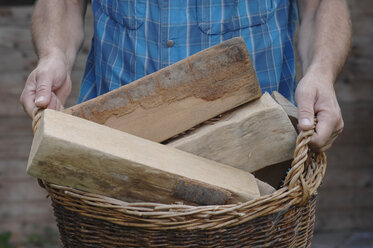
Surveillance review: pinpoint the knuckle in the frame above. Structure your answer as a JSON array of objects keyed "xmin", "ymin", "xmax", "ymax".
[
  {"xmin": 298, "ymin": 109, "xmax": 314, "ymax": 119},
  {"xmin": 299, "ymin": 109, "xmax": 313, "ymax": 115},
  {"xmin": 333, "ymin": 110, "xmax": 342, "ymax": 120},
  {"xmin": 36, "ymin": 67, "xmax": 50, "ymax": 77},
  {"xmin": 339, "ymin": 115, "xmax": 344, "ymax": 127},
  {"xmin": 295, "ymin": 90, "xmax": 306, "ymax": 102},
  {"xmin": 328, "ymin": 109, "xmax": 343, "ymax": 127},
  {"xmin": 295, "ymin": 89, "xmax": 315, "ymax": 108},
  {"xmin": 333, "ymin": 114, "xmax": 344, "ymax": 131},
  {"xmin": 36, "ymin": 83, "xmax": 51, "ymax": 93},
  {"xmin": 296, "ymin": 82, "xmax": 314, "ymax": 97},
  {"xmin": 297, "ymin": 86, "xmax": 308, "ymax": 95}
]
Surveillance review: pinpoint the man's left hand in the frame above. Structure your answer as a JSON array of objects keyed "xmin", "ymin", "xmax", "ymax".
[{"xmin": 295, "ymin": 72, "xmax": 344, "ymax": 152}]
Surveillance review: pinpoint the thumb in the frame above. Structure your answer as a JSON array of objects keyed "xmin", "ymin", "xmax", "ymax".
[
  {"xmin": 296, "ymin": 88, "xmax": 316, "ymax": 131},
  {"xmin": 34, "ymin": 71, "xmax": 53, "ymax": 108}
]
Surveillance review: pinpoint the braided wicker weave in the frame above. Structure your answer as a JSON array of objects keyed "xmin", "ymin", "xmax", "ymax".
[{"xmin": 32, "ymin": 109, "xmax": 327, "ymax": 247}]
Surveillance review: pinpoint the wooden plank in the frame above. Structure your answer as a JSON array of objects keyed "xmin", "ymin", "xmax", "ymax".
[
  {"xmin": 167, "ymin": 93, "xmax": 297, "ymax": 173},
  {"xmin": 271, "ymin": 91, "xmax": 298, "ymax": 129},
  {"xmin": 63, "ymin": 37, "xmax": 261, "ymax": 142},
  {"xmin": 27, "ymin": 109, "xmax": 260, "ymax": 205},
  {"xmin": 255, "ymin": 178, "xmax": 276, "ymax": 196}
]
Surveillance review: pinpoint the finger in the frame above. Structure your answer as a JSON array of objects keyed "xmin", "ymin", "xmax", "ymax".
[
  {"xmin": 310, "ymin": 117, "xmax": 336, "ymax": 150},
  {"xmin": 20, "ymin": 74, "xmax": 37, "ymax": 118},
  {"xmin": 20, "ymin": 90, "xmax": 36, "ymax": 118},
  {"xmin": 296, "ymin": 87, "xmax": 316, "ymax": 131},
  {"xmin": 34, "ymin": 70, "xmax": 53, "ymax": 108},
  {"xmin": 310, "ymin": 135, "xmax": 337, "ymax": 152}
]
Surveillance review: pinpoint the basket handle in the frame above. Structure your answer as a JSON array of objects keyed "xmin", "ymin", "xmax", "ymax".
[
  {"xmin": 282, "ymin": 121, "xmax": 327, "ymax": 206},
  {"xmin": 32, "ymin": 107, "xmax": 45, "ymax": 134},
  {"xmin": 32, "ymin": 107, "xmax": 47, "ymax": 188}
]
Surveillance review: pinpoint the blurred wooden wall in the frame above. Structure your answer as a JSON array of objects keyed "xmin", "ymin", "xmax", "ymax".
[
  {"xmin": 0, "ymin": 5, "xmax": 93, "ymax": 242},
  {"xmin": 314, "ymin": 0, "xmax": 373, "ymax": 231}
]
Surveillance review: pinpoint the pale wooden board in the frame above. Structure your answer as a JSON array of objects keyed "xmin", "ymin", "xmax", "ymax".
[
  {"xmin": 27, "ymin": 109, "xmax": 260, "ymax": 205},
  {"xmin": 63, "ymin": 37, "xmax": 261, "ymax": 142},
  {"xmin": 271, "ymin": 91, "xmax": 298, "ymax": 129},
  {"xmin": 255, "ymin": 178, "xmax": 276, "ymax": 196},
  {"xmin": 167, "ymin": 92, "xmax": 297, "ymax": 173}
]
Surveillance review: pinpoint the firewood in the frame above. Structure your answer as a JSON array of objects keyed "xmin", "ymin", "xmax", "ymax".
[
  {"xmin": 64, "ymin": 37, "xmax": 261, "ymax": 142},
  {"xmin": 168, "ymin": 93, "xmax": 297, "ymax": 173},
  {"xmin": 27, "ymin": 109, "xmax": 260, "ymax": 205}
]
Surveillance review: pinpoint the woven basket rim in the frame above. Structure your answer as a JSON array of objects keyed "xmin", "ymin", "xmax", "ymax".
[{"xmin": 40, "ymin": 129, "xmax": 327, "ymax": 230}]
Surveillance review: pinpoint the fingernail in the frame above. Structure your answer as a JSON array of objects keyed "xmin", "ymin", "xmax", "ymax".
[
  {"xmin": 300, "ymin": 118, "xmax": 312, "ymax": 126},
  {"xmin": 35, "ymin": 96, "xmax": 45, "ymax": 103}
]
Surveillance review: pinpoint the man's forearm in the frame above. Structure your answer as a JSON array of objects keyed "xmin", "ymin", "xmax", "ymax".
[
  {"xmin": 294, "ymin": 0, "xmax": 351, "ymax": 151},
  {"xmin": 297, "ymin": 0, "xmax": 351, "ymax": 81},
  {"xmin": 31, "ymin": 0, "xmax": 87, "ymax": 72}
]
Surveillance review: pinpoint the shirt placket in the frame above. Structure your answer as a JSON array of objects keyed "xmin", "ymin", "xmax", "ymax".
[{"xmin": 160, "ymin": 0, "xmax": 172, "ymax": 69}]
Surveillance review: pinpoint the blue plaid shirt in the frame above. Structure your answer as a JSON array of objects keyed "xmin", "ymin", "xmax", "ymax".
[{"xmin": 79, "ymin": 0, "xmax": 298, "ymax": 103}]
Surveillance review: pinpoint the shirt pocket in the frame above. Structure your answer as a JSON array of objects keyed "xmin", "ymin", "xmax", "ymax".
[
  {"xmin": 196, "ymin": 0, "xmax": 274, "ymax": 35},
  {"xmin": 99, "ymin": 0, "xmax": 145, "ymax": 30}
]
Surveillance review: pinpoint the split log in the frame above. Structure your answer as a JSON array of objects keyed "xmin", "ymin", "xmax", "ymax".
[
  {"xmin": 27, "ymin": 109, "xmax": 260, "ymax": 205},
  {"xmin": 63, "ymin": 37, "xmax": 261, "ymax": 142},
  {"xmin": 255, "ymin": 178, "xmax": 276, "ymax": 196},
  {"xmin": 167, "ymin": 92, "xmax": 297, "ymax": 173},
  {"xmin": 271, "ymin": 91, "xmax": 298, "ymax": 129}
]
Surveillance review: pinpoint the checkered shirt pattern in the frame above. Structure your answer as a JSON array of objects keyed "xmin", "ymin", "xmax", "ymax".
[{"xmin": 79, "ymin": 0, "xmax": 299, "ymax": 103}]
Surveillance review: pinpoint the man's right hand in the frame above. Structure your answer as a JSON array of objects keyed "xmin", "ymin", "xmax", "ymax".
[
  {"xmin": 20, "ymin": 54, "xmax": 72, "ymax": 118},
  {"xmin": 20, "ymin": 0, "xmax": 87, "ymax": 118}
]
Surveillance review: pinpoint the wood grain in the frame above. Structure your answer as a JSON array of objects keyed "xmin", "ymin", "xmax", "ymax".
[
  {"xmin": 63, "ymin": 37, "xmax": 261, "ymax": 142},
  {"xmin": 168, "ymin": 93, "xmax": 297, "ymax": 173},
  {"xmin": 27, "ymin": 109, "xmax": 260, "ymax": 205}
]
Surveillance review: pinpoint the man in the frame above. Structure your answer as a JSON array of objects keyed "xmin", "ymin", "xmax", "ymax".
[{"xmin": 20, "ymin": 0, "xmax": 351, "ymax": 152}]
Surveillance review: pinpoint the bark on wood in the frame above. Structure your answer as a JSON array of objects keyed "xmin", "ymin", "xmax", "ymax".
[
  {"xmin": 167, "ymin": 93, "xmax": 297, "ymax": 173},
  {"xmin": 27, "ymin": 109, "xmax": 260, "ymax": 205},
  {"xmin": 63, "ymin": 37, "xmax": 261, "ymax": 142}
]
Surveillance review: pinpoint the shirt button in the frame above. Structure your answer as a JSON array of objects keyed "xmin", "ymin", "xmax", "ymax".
[{"xmin": 166, "ymin": 40, "xmax": 174, "ymax": 47}]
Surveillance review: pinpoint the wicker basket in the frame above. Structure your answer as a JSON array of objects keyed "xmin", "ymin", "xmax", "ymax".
[{"xmin": 32, "ymin": 109, "xmax": 327, "ymax": 247}]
